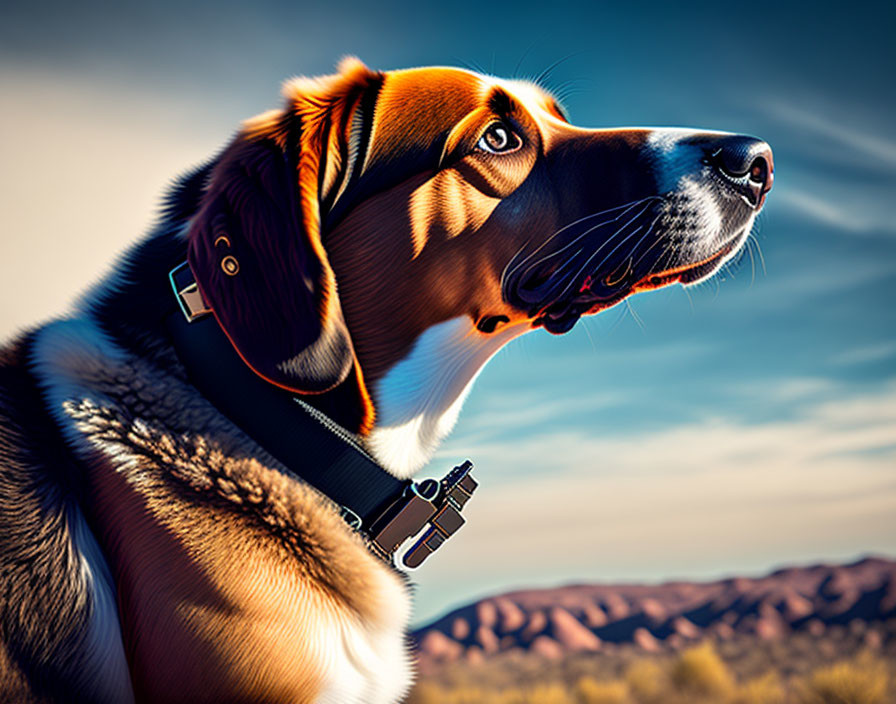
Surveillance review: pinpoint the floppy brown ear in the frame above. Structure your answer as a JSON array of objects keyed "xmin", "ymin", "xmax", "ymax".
[{"xmin": 187, "ymin": 58, "xmax": 381, "ymax": 396}]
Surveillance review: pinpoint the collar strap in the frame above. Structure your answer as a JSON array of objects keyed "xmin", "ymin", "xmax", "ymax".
[{"xmin": 165, "ymin": 262, "xmax": 477, "ymax": 568}]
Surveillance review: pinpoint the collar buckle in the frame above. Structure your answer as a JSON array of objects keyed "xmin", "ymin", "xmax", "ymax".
[
  {"xmin": 368, "ymin": 461, "xmax": 477, "ymax": 568},
  {"xmin": 169, "ymin": 262, "xmax": 212, "ymax": 322}
]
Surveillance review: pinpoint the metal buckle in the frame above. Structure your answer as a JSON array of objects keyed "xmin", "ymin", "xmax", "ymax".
[
  {"xmin": 169, "ymin": 262, "xmax": 212, "ymax": 322},
  {"xmin": 368, "ymin": 460, "xmax": 477, "ymax": 568}
]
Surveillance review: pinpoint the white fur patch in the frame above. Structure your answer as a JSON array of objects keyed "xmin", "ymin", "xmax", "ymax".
[
  {"xmin": 684, "ymin": 213, "xmax": 757, "ymax": 286},
  {"xmin": 676, "ymin": 175, "xmax": 724, "ymax": 246},
  {"xmin": 68, "ymin": 508, "xmax": 136, "ymax": 704},
  {"xmin": 314, "ymin": 567, "xmax": 412, "ymax": 704},
  {"xmin": 367, "ymin": 317, "xmax": 527, "ymax": 478}
]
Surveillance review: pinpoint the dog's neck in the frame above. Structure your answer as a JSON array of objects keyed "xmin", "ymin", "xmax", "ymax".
[
  {"xmin": 82, "ymin": 167, "xmax": 520, "ymax": 480},
  {"xmin": 82, "ymin": 226, "xmax": 365, "ymax": 424},
  {"xmin": 85, "ymin": 231, "xmax": 520, "ymax": 480},
  {"xmin": 364, "ymin": 316, "xmax": 527, "ymax": 478}
]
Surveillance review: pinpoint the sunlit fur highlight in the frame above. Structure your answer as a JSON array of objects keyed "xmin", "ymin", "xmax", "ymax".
[{"xmin": 0, "ymin": 56, "xmax": 767, "ymax": 704}]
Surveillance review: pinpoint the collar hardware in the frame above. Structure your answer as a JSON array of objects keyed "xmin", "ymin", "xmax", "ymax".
[
  {"xmin": 169, "ymin": 261, "xmax": 212, "ymax": 322},
  {"xmin": 369, "ymin": 461, "xmax": 477, "ymax": 568},
  {"xmin": 166, "ymin": 261, "xmax": 478, "ymax": 569},
  {"xmin": 339, "ymin": 505, "xmax": 363, "ymax": 531}
]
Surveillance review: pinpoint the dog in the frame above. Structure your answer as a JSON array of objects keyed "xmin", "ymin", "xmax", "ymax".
[{"xmin": 0, "ymin": 58, "xmax": 772, "ymax": 703}]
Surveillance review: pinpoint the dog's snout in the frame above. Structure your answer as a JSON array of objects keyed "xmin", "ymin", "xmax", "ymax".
[{"xmin": 706, "ymin": 135, "xmax": 774, "ymax": 207}]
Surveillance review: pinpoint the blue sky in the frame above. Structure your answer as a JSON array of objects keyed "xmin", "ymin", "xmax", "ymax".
[{"xmin": 1, "ymin": 0, "xmax": 894, "ymax": 626}]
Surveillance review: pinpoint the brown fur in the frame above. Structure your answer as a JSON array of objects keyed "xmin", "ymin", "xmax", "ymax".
[{"xmin": 0, "ymin": 57, "xmax": 770, "ymax": 702}]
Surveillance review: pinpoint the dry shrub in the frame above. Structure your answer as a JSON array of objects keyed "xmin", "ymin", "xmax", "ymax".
[
  {"xmin": 733, "ymin": 672, "xmax": 785, "ymax": 704},
  {"xmin": 669, "ymin": 641, "xmax": 735, "ymax": 699},
  {"xmin": 406, "ymin": 681, "xmax": 574, "ymax": 704},
  {"xmin": 575, "ymin": 675, "xmax": 629, "ymax": 704},
  {"xmin": 490, "ymin": 689, "xmax": 527, "ymax": 704},
  {"xmin": 624, "ymin": 659, "xmax": 665, "ymax": 703},
  {"xmin": 524, "ymin": 682, "xmax": 574, "ymax": 704},
  {"xmin": 405, "ymin": 684, "xmax": 495, "ymax": 704},
  {"xmin": 795, "ymin": 653, "xmax": 890, "ymax": 704},
  {"xmin": 405, "ymin": 681, "xmax": 443, "ymax": 704}
]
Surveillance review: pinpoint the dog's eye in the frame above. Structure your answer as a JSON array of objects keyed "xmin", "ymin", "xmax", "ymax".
[{"xmin": 477, "ymin": 123, "xmax": 522, "ymax": 154}]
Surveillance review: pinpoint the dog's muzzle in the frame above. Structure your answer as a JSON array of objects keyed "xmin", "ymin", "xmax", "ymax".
[{"xmin": 503, "ymin": 131, "xmax": 774, "ymax": 334}]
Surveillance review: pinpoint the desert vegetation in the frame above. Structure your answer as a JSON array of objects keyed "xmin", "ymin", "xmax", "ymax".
[
  {"xmin": 405, "ymin": 642, "xmax": 894, "ymax": 704},
  {"xmin": 409, "ymin": 558, "xmax": 896, "ymax": 703}
]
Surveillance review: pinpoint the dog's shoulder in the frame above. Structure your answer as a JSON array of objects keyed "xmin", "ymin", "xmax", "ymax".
[
  {"xmin": 0, "ymin": 330, "xmax": 134, "ymax": 703},
  {"xmin": 18, "ymin": 314, "xmax": 412, "ymax": 702}
]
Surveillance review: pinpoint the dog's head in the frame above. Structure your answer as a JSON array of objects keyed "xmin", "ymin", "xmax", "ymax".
[{"xmin": 187, "ymin": 58, "xmax": 773, "ymax": 473}]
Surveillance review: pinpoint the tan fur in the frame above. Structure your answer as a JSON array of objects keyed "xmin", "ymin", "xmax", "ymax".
[
  {"xmin": 1, "ymin": 57, "xmax": 769, "ymax": 703},
  {"xmin": 29, "ymin": 317, "xmax": 411, "ymax": 703}
]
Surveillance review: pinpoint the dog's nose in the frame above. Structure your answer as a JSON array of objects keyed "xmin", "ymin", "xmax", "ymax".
[{"xmin": 706, "ymin": 135, "xmax": 774, "ymax": 208}]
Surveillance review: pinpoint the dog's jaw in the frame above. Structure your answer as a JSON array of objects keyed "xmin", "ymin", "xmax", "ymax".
[{"xmin": 365, "ymin": 316, "xmax": 528, "ymax": 478}]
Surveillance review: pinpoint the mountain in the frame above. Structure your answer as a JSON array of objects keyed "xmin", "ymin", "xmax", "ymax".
[{"xmin": 412, "ymin": 556, "xmax": 896, "ymax": 669}]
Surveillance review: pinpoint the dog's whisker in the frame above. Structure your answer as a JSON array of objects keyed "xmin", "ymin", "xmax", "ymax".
[
  {"xmin": 540, "ymin": 204, "xmax": 666, "ymax": 306},
  {"xmin": 753, "ymin": 235, "xmax": 768, "ymax": 276},
  {"xmin": 650, "ymin": 239, "xmax": 679, "ymax": 277},
  {"xmin": 579, "ymin": 206, "xmax": 665, "ymax": 276},
  {"xmin": 551, "ymin": 214, "xmax": 657, "ymax": 303},
  {"xmin": 654, "ymin": 232, "xmax": 685, "ymax": 273},
  {"xmin": 521, "ymin": 221, "xmax": 636, "ymax": 306},
  {"xmin": 526, "ymin": 196, "xmax": 657, "ymax": 255},
  {"xmin": 547, "ymin": 213, "xmax": 652, "ymax": 290},
  {"xmin": 532, "ymin": 52, "xmax": 582, "ymax": 89},
  {"xmin": 682, "ymin": 280, "xmax": 695, "ymax": 311},
  {"xmin": 499, "ymin": 237, "xmax": 534, "ymax": 291},
  {"xmin": 518, "ymin": 244, "xmax": 588, "ymax": 303},
  {"xmin": 625, "ymin": 299, "xmax": 645, "ymax": 331},
  {"xmin": 746, "ymin": 237, "xmax": 757, "ymax": 287},
  {"xmin": 571, "ymin": 223, "xmax": 650, "ymax": 290},
  {"xmin": 522, "ymin": 198, "xmax": 660, "ymax": 272},
  {"xmin": 504, "ymin": 196, "xmax": 661, "ymax": 281},
  {"xmin": 631, "ymin": 227, "xmax": 672, "ymax": 270},
  {"xmin": 522, "ymin": 200, "xmax": 654, "ymax": 274},
  {"xmin": 453, "ymin": 56, "xmax": 488, "ymax": 75},
  {"xmin": 512, "ymin": 42, "xmax": 538, "ymax": 78},
  {"xmin": 622, "ymin": 211, "xmax": 666, "ymax": 270}
]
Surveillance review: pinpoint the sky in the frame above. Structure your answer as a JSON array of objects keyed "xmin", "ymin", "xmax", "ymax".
[{"xmin": 1, "ymin": 0, "xmax": 894, "ymax": 626}]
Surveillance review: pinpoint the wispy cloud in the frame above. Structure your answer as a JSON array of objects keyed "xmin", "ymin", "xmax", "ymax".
[
  {"xmin": 765, "ymin": 101, "xmax": 896, "ymax": 167},
  {"xmin": 774, "ymin": 187, "xmax": 896, "ymax": 235},
  {"xmin": 412, "ymin": 378, "xmax": 896, "ymax": 623},
  {"xmin": 830, "ymin": 341, "xmax": 896, "ymax": 366},
  {"xmin": 755, "ymin": 96, "xmax": 896, "ymax": 237},
  {"xmin": 725, "ymin": 376, "xmax": 837, "ymax": 404}
]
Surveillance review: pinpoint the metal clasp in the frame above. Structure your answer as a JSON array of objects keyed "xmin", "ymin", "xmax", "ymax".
[
  {"xmin": 169, "ymin": 262, "xmax": 212, "ymax": 322},
  {"xmin": 368, "ymin": 460, "xmax": 477, "ymax": 568}
]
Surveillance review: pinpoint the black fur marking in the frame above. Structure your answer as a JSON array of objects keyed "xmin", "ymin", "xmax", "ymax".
[
  {"xmin": 84, "ymin": 161, "xmax": 222, "ymax": 378},
  {"xmin": 322, "ymin": 76, "xmax": 385, "ymax": 230},
  {"xmin": 487, "ymin": 88, "xmax": 517, "ymax": 117},
  {"xmin": 159, "ymin": 159, "xmax": 215, "ymax": 224}
]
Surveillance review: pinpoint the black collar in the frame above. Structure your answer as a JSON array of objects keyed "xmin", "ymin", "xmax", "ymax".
[{"xmin": 165, "ymin": 262, "xmax": 477, "ymax": 568}]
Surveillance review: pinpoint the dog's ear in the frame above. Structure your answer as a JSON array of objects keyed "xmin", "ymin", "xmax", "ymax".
[{"xmin": 187, "ymin": 58, "xmax": 381, "ymax": 396}]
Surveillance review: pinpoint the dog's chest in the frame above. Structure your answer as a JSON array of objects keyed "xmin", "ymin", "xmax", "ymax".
[
  {"xmin": 32, "ymin": 320, "xmax": 413, "ymax": 704},
  {"xmin": 91, "ymin": 466, "xmax": 411, "ymax": 704}
]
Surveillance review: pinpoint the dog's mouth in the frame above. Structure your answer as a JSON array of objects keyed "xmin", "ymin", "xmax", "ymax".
[{"xmin": 502, "ymin": 198, "xmax": 742, "ymax": 335}]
